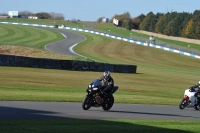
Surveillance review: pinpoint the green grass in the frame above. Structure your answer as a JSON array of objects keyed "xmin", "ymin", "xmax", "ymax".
[
  {"xmin": 0, "ymin": 24, "xmax": 64, "ymax": 48},
  {"xmin": 95, "ymin": 23, "xmax": 200, "ymax": 52},
  {"xmin": 2, "ymin": 18, "xmax": 200, "ymax": 51},
  {"xmin": 1, "ymin": 119, "xmax": 200, "ymax": 133},
  {"xmin": 0, "ymin": 65, "xmax": 199, "ymax": 105},
  {"xmin": 1, "ymin": 19, "xmax": 200, "ymax": 105},
  {"xmin": 0, "ymin": 19, "xmax": 200, "ymax": 132},
  {"xmin": 0, "ymin": 21, "xmax": 200, "ymax": 105}
]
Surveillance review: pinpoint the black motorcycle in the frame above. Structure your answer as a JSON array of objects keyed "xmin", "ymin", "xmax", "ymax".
[{"xmin": 82, "ymin": 79, "xmax": 118, "ymax": 111}]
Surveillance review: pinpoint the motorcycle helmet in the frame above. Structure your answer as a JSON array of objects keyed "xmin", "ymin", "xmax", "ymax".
[
  {"xmin": 189, "ymin": 87, "xmax": 195, "ymax": 92},
  {"xmin": 103, "ymin": 71, "xmax": 110, "ymax": 80}
]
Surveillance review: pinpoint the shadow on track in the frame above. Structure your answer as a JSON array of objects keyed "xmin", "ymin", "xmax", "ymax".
[
  {"xmin": 0, "ymin": 106, "xmax": 194, "ymax": 133},
  {"xmin": 109, "ymin": 110, "xmax": 200, "ymax": 119}
]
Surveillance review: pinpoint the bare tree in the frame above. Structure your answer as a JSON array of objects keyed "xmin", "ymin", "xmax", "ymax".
[
  {"xmin": 97, "ymin": 17, "xmax": 104, "ymax": 23},
  {"xmin": 49, "ymin": 12, "xmax": 64, "ymax": 20},
  {"xmin": 0, "ymin": 13, "xmax": 8, "ymax": 16},
  {"xmin": 19, "ymin": 10, "xmax": 33, "ymax": 16}
]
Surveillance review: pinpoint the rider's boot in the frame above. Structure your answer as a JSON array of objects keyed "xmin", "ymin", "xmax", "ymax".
[
  {"xmin": 194, "ymin": 97, "xmax": 200, "ymax": 110},
  {"xmin": 198, "ymin": 97, "xmax": 200, "ymax": 105}
]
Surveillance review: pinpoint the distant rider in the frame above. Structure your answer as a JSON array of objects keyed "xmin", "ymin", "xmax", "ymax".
[
  {"xmin": 189, "ymin": 81, "xmax": 200, "ymax": 106},
  {"xmin": 99, "ymin": 71, "xmax": 114, "ymax": 96}
]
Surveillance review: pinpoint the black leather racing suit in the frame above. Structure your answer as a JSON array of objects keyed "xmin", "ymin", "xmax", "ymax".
[
  {"xmin": 99, "ymin": 76, "xmax": 114, "ymax": 95},
  {"xmin": 190, "ymin": 83, "xmax": 200, "ymax": 105}
]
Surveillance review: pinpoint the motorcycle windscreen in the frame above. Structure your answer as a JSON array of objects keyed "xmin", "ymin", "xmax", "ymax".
[{"xmin": 92, "ymin": 79, "xmax": 102, "ymax": 87}]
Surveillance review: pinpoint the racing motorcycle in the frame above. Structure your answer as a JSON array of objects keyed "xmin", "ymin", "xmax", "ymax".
[
  {"xmin": 179, "ymin": 88, "xmax": 200, "ymax": 110},
  {"xmin": 82, "ymin": 79, "xmax": 118, "ymax": 111}
]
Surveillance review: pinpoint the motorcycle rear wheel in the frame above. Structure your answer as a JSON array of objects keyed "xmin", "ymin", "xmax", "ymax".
[
  {"xmin": 82, "ymin": 96, "xmax": 92, "ymax": 110},
  {"xmin": 194, "ymin": 104, "xmax": 200, "ymax": 110},
  {"xmin": 179, "ymin": 98, "xmax": 188, "ymax": 110},
  {"xmin": 102, "ymin": 95, "xmax": 114, "ymax": 111}
]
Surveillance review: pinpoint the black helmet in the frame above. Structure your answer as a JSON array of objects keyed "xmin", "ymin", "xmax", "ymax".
[{"xmin": 103, "ymin": 71, "xmax": 110, "ymax": 79}]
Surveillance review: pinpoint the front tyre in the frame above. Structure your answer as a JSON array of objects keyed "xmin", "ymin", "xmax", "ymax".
[
  {"xmin": 179, "ymin": 98, "xmax": 188, "ymax": 110},
  {"xmin": 102, "ymin": 95, "xmax": 114, "ymax": 111},
  {"xmin": 82, "ymin": 96, "xmax": 92, "ymax": 110}
]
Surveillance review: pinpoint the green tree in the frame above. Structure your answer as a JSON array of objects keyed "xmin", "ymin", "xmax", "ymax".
[
  {"xmin": 164, "ymin": 21, "xmax": 174, "ymax": 36},
  {"xmin": 35, "ymin": 12, "xmax": 50, "ymax": 19},
  {"xmin": 131, "ymin": 14, "xmax": 146, "ymax": 30},
  {"xmin": 123, "ymin": 19, "xmax": 132, "ymax": 30},
  {"xmin": 193, "ymin": 10, "xmax": 200, "ymax": 22},
  {"xmin": 188, "ymin": 22, "xmax": 197, "ymax": 39},
  {"xmin": 155, "ymin": 15, "xmax": 166, "ymax": 33},
  {"xmin": 97, "ymin": 17, "xmax": 104, "ymax": 23},
  {"xmin": 149, "ymin": 13, "xmax": 163, "ymax": 32},
  {"xmin": 188, "ymin": 10, "xmax": 200, "ymax": 39},
  {"xmin": 139, "ymin": 12, "xmax": 155, "ymax": 31},
  {"xmin": 182, "ymin": 19, "xmax": 193, "ymax": 38},
  {"xmin": 110, "ymin": 12, "xmax": 131, "ymax": 29},
  {"xmin": 196, "ymin": 21, "xmax": 200, "ymax": 39},
  {"xmin": 175, "ymin": 12, "xmax": 192, "ymax": 36}
]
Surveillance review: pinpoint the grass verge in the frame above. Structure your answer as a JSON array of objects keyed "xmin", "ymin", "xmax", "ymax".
[
  {"xmin": 0, "ymin": 66, "xmax": 199, "ymax": 105},
  {"xmin": 1, "ymin": 119, "xmax": 200, "ymax": 133}
]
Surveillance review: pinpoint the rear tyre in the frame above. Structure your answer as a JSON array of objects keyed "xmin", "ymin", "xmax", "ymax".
[
  {"xmin": 194, "ymin": 104, "xmax": 200, "ymax": 110},
  {"xmin": 179, "ymin": 98, "xmax": 188, "ymax": 110},
  {"xmin": 82, "ymin": 96, "xmax": 92, "ymax": 110},
  {"xmin": 102, "ymin": 95, "xmax": 114, "ymax": 111}
]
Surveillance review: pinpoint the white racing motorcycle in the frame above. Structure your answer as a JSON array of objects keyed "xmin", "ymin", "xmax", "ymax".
[{"xmin": 179, "ymin": 88, "xmax": 200, "ymax": 110}]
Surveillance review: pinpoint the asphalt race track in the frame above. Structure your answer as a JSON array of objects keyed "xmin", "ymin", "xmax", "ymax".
[
  {"xmin": 0, "ymin": 101, "xmax": 199, "ymax": 120},
  {"xmin": 1, "ymin": 28, "xmax": 199, "ymax": 120},
  {"xmin": 45, "ymin": 28, "xmax": 86, "ymax": 56}
]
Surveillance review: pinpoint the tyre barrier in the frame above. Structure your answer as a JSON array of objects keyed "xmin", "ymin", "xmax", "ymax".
[{"xmin": 0, "ymin": 54, "xmax": 137, "ymax": 73}]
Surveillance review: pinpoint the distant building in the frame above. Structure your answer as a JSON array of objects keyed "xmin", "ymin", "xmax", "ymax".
[
  {"xmin": 113, "ymin": 18, "xmax": 119, "ymax": 26},
  {"xmin": 102, "ymin": 17, "xmax": 109, "ymax": 23},
  {"xmin": 19, "ymin": 15, "xmax": 28, "ymax": 18},
  {"xmin": 8, "ymin": 11, "xmax": 18, "ymax": 18},
  {"xmin": 28, "ymin": 16, "xmax": 38, "ymax": 19}
]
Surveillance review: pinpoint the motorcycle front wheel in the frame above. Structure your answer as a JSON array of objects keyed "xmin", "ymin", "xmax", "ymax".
[
  {"xmin": 82, "ymin": 96, "xmax": 92, "ymax": 110},
  {"xmin": 102, "ymin": 95, "xmax": 114, "ymax": 111},
  {"xmin": 179, "ymin": 98, "xmax": 188, "ymax": 110}
]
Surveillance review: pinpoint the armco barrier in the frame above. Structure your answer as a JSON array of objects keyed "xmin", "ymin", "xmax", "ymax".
[
  {"xmin": 0, "ymin": 54, "xmax": 137, "ymax": 73},
  {"xmin": 0, "ymin": 21, "xmax": 199, "ymax": 59}
]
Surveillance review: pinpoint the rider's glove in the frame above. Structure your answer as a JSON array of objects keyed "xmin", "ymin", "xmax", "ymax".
[
  {"xmin": 100, "ymin": 89, "xmax": 106, "ymax": 95},
  {"xmin": 100, "ymin": 89, "xmax": 105, "ymax": 94}
]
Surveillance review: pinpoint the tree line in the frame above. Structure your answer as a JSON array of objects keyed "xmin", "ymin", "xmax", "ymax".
[
  {"xmin": 107, "ymin": 10, "xmax": 200, "ymax": 39},
  {"xmin": 1, "ymin": 9, "xmax": 200, "ymax": 39}
]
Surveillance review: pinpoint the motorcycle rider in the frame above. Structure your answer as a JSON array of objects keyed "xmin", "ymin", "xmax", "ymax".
[
  {"xmin": 99, "ymin": 71, "xmax": 114, "ymax": 96},
  {"xmin": 189, "ymin": 81, "xmax": 200, "ymax": 106}
]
